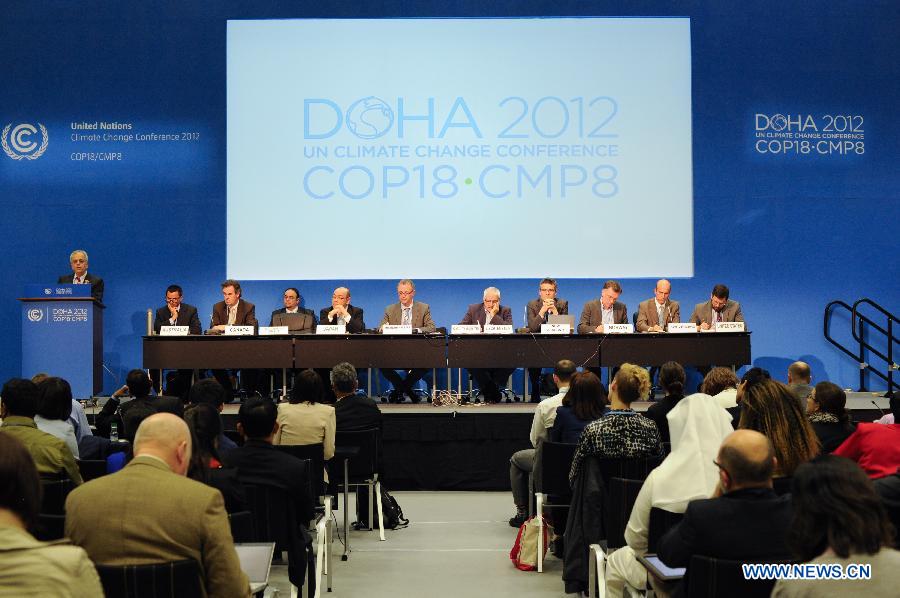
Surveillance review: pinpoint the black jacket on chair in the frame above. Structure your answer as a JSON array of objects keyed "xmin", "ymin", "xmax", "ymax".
[
  {"xmin": 334, "ymin": 394, "xmax": 383, "ymax": 432},
  {"xmin": 563, "ymin": 456, "xmax": 607, "ymax": 594}
]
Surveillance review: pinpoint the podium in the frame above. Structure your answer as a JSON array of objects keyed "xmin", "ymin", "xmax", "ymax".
[{"xmin": 19, "ymin": 284, "xmax": 104, "ymax": 398}]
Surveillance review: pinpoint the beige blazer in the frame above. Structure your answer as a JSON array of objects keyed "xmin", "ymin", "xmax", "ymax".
[
  {"xmin": 274, "ymin": 401, "xmax": 336, "ymax": 460},
  {"xmin": 0, "ymin": 526, "xmax": 102, "ymax": 597},
  {"xmin": 635, "ymin": 298, "xmax": 681, "ymax": 332},
  {"xmin": 577, "ymin": 299, "xmax": 628, "ymax": 334},
  {"xmin": 689, "ymin": 300, "xmax": 744, "ymax": 326},
  {"xmin": 379, "ymin": 301, "xmax": 436, "ymax": 332}
]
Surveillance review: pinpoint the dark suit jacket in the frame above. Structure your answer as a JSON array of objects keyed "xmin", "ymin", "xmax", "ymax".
[
  {"xmin": 319, "ymin": 304, "xmax": 365, "ymax": 333},
  {"xmin": 689, "ymin": 299, "xmax": 744, "ymax": 326},
  {"xmin": 154, "ymin": 303, "xmax": 202, "ymax": 334},
  {"xmin": 525, "ymin": 298, "xmax": 569, "ymax": 332},
  {"xmin": 211, "ymin": 299, "xmax": 257, "ymax": 330},
  {"xmin": 58, "ymin": 272, "xmax": 104, "ymax": 302},
  {"xmin": 646, "ymin": 394, "xmax": 685, "ymax": 443},
  {"xmin": 577, "ymin": 299, "xmax": 628, "ymax": 334},
  {"xmin": 119, "ymin": 396, "xmax": 184, "ymax": 441},
  {"xmin": 334, "ymin": 394, "xmax": 383, "ymax": 432},
  {"xmin": 269, "ymin": 308, "xmax": 316, "ymax": 334},
  {"xmin": 874, "ymin": 473, "xmax": 900, "ymax": 548},
  {"xmin": 635, "ymin": 298, "xmax": 681, "ymax": 332},
  {"xmin": 459, "ymin": 303, "xmax": 513, "ymax": 327}
]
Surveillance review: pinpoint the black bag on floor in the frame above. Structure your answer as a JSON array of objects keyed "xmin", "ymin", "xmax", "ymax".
[{"xmin": 354, "ymin": 485, "xmax": 409, "ymax": 530}]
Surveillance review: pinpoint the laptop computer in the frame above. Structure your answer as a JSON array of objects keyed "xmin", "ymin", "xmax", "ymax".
[
  {"xmin": 548, "ymin": 314, "xmax": 576, "ymax": 330},
  {"xmin": 235, "ymin": 542, "xmax": 276, "ymax": 594}
]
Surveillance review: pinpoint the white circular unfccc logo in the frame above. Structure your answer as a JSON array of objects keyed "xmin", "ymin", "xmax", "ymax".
[
  {"xmin": 27, "ymin": 308, "xmax": 44, "ymax": 322},
  {"xmin": 2, "ymin": 123, "xmax": 49, "ymax": 160}
]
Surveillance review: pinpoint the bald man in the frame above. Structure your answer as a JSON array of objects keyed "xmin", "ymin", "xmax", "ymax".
[
  {"xmin": 657, "ymin": 430, "xmax": 792, "ymax": 592},
  {"xmin": 58, "ymin": 249, "xmax": 104, "ymax": 301},
  {"xmin": 65, "ymin": 414, "xmax": 250, "ymax": 598},
  {"xmin": 319, "ymin": 286, "xmax": 366, "ymax": 333},
  {"xmin": 635, "ymin": 279, "xmax": 680, "ymax": 333},
  {"xmin": 787, "ymin": 361, "xmax": 812, "ymax": 410}
]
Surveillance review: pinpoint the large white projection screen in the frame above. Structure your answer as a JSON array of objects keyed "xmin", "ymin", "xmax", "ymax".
[{"xmin": 227, "ymin": 18, "xmax": 693, "ymax": 280}]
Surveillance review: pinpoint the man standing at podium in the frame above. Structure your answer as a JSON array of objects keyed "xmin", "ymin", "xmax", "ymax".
[
  {"xmin": 210, "ymin": 280, "xmax": 259, "ymax": 397},
  {"xmin": 58, "ymin": 249, "xmax": 103, "ymax": 302},
  {"xmin": 151, "ymin": 284, "xmax": 202, "ymax": 399}
]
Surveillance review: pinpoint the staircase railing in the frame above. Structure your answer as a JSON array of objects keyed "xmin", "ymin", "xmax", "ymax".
[{"xmin": 824, "ymin": 298, "xmax": 898, "ymax": 397}]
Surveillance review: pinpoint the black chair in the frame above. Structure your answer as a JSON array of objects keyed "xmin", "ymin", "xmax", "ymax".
[
  {"xmin": 687, "ymin": 555, "xmax": 783, "ymax": 598},
  {"xmin": 603, "ymin": 477, "xmax": 644, "ymax": 550},
  {"xmin": 78, "ymin": 459, "xmax": 108, "ymax": 482},
  {"xmin": 331, "ymin": 429, "xmax": 383, "ymax": 558},
  {"xmin": 596, "ymin": 455, "xmax": 664, "ymax": 486},
  {"xmin": 228, "ymin": 510, "xmax": 255, "ymax": 543},
  {"xmin": 275, "ymin": 443, "xmax": 325, "ymax": 503},
  {"xmin": 35, "ymin": 513, "xmax": 66, "ymax": 541},
  {"xmin": 647, "ymin": 506, "xmax": 684, "ymax": 553},
  {"xmin": 39, "ymin": 475, "xmax": 74, "ymax": 515},
  {"xmin": 531, "ymin": 440, "xmax": 577, "ymax": 572},
  {"xmin": 96, "ymin": 559, "xmax": 202, "ymax": 598}
]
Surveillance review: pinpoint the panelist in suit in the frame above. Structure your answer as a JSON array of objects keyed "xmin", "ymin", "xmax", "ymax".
[
  {"xmin": 577, "ymin": 280, "xmax": 628, "ymax": 334},
  {"xmin": 524, "ymin": 278, "xmax": 569, "ymax": 403},
  {"xmin": 689, "ymin": 283, "xmax": 745, "ymax": 330},
  {"xmin": 378, "ymin": 279, "xmax": 436, "ymax": 404},
  {"xmin": 270, "ymin": 287, "xmax": 315, "ymax": 334},
  {"xmin": 460, "ymin": 287, "xmax": 515, "ymax": 403},
  {"xmin": 635, "ymin": 279, "xmax": 681, "ymax": 332},
  {"xmin": 58, "ymin": 249, "xmax": 103, "ymax": 302},
  {"xmin": 319, "ymin": 286, "xmax": 365, "ymax": 333},
  {"xmin": 210, "ymin": 279, "xmax": 260, "ymax": 396},
  {"xmin": 151, "ymin": 284, "xmax": 202, "ymax": 399}
]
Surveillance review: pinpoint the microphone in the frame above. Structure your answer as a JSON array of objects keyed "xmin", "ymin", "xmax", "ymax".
[{"xmin": 872, "ymin": 400, "xmax": 886, "ymax": 419}]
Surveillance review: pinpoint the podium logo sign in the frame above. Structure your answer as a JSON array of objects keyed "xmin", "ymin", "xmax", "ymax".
[
  {"xmin": 2, "ymin": 123, "xmax": 49, "ymax": 160},
  {"xmin": 27, "ymin": 308, "xmax": 44, "ymax": 322}
]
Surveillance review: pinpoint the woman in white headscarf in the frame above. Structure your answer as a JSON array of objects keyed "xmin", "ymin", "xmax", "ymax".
[{"xmin": 605, "ymin": 393, "xmax": 734, "ymax": 598}]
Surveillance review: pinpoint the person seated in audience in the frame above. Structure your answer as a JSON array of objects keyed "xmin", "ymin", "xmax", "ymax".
[
  {"xmin": 833, "ymin": 396, "xmax": 900, "ymax": 479},
  {"xmin": 645, "ymin": 362, "xmax": 686, "ymax": 443},
  {"xmin": 786, "ymin": 360, "xmax": 812, "ymax": 412},
  {"xmin": 65, "ymin": 413, "xmax": 250, "ymax": 597},
  {"xmin": 738, "ymin": 378, "xmax": 819, "ymax": 478},
  {"xmin": 31, "ymin": 373, "xmax": 93, "ymax": 446},
  {"xmin": 188, "ymin": 378, "xmax": 238, "ymax": 456},
  {"xmin": 773, "ymin": 455, "xmax": 900, "ymax": 597},
  {"xmin": 569, "ymin": 364, "xmax": 663, "ymax": 485},
  {"xmin": 549, "ymin": 371, "xmax": 608, "ymax": 444},
  {"xmin": 34, "ymin": 377, "xmax": 79, "ymax": 459},
  {"xmin": 185, "ymin": 403, "xmax": 247, "ymax": 513},
  {"xmin": 702, "ymin": 367, "xmax": 741, "ymax": 424},
  {"xmin": 873, "ymin": 452, "xmax": 900, "ymax": 549},
  {"xmin": 605, "ymin": 393, "xmax": 734, "ymax": 598},
  {"xmin": 807, "ymin": 382, "xmax": 856, "ymax": 453},
  {"xmin": 658, "ymin": 430, "xmax": 793, "ymax": 595},
  {"xmin": 275, "ymin": 369, "xmax": 336, "ymax": 481},
  {"xmin": 331, "ymin": 362, "xmax": 383, "ymax": 432},
  {"xmin": 95, "ymin": 369, "xmax": 183, "ymax": 441},
  {"xmin": 0, "ymin": 434, "xmax": 102, "ymax": 595},
  {"xmin": 508, "ymin": 359, "xmax": 576, "ymax": 528},
  {"xmin": 0, "ymin": 378, "xmax": 82, "ymax": 484}
]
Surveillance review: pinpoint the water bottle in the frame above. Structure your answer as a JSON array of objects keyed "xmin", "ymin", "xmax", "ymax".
[{"xmin": 110, "ymin": 422, "xmax": 118, "ymax": 442}]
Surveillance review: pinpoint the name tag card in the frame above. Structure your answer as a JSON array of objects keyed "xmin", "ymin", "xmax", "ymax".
[
  {"xmin": 605, "ymin": 323, "xmax": 634, "ymax": 334},
  {"xmin": 541, "ymin": 323, "xmax": 571, "ymax": 334},
  {"xmin": 667, "ymin": 323, "xmax": 697, "ymax": 333},
  {"xmin": 484, "ymin": 324, "xmax": 514, "ymax": 334},
  {"xmin": 382, "ymin": 325, "xmax": 412, "ymax": 335},
  {"xmin": 160, "ymin": 326, "xmax": 189, "ymax": 336},
  {"xmin": 316, "ymin": 324, "xmax": 346, "ymax": 335},
  {"xmin": 224, "ymin": 325, "xmax": 254, "ymax": 336},
  {"xmin": 451, "ymin": 324, "xmax": 482, "ymax": 335},
  {"xmin": 715, "ymin": 321, "xmax": 745, "ymax": 332},
  {"xmin": 258, "ymin": 326, "xmax": 288, "ymax": 336}
]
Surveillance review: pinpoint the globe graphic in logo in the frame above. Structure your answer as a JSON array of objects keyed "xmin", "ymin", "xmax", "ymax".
[
  {"xmin": 769, "ymin": 114, "xmax": 788, "ymax": 131},
  {"xmin": 345, "ymin": 97, "xmax": 394, "ymax": 140}
]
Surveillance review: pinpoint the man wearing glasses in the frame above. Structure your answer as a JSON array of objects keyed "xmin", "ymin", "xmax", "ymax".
[
  {"xmin": 270, "ymin": 287, "xmax": 316, "ymax": 334},
  {"xmin": 151, "ymin": 284, "xmax": 202, "ymax": 399}
]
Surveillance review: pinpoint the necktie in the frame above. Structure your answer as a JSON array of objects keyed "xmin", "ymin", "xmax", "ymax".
[
  {"xmin": 402, "ymin": 307, "xmax": 411, "ymax": 326},
  {"xmin": 657, "ymin": 304, "xmax": 665, "ymax": 326},
  {"xmin": 227, "ymin": 306, "xmax": 236, "ymax": 326}
]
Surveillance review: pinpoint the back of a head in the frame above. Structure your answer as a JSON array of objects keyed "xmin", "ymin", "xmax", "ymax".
[
  {"xmin": 125, "ymin": 369, "xmax": 153, "ymax": 398},
  {"xmin": 613, "ymin": 363, "xmax": 651, "ymax": 404},
  {"xmin": 36, "ymin": 377, "xmax": 73, "ymax": 422},
  {"xmin": 788, "ymin": 361, "xmax": 811, "ymax": 384},
  {"xmin": 291, "ymin": 369, "xmax": 324, "ymax": 404},
  {"xmin": 788, "ymin": 455, "xmax": 894, "ymax": 561},
  {"xmin": 238, "ymin": 396, "xmax": 277, "ymax": 439},
  {"xmin": 188, "ymin": 378, "xmax": 226, "ymax": 409},
  {"xmin": 659, "ymin": 361, "xmax": 686, "ymax": 397},
  {"xmin": 0, "ymin": 434, "xmax": 41, "ymax": 531},
  {"xmin": 133, "ymin": 413, "xmax": 191, "ymax": 464},
  {"xmin": 701, "ymin": 367, "xmax": 739, "ymax": 396},
  {"xmin": 812, "ymin": 381, "xmax": 847, "ymax": 419},
  {"xmin": 563, "ymin": 372, "xmax": 608, "ymax": 421},
  {"xmin": 741, "ymin": 366, "xmax": 771, "ymax": 387},
  {"xmin": 718, "ymin": 429, "xmax": 775, "ymax": 487},
  {"xmin": 330, "ymin": 362, "xmax": 357, "ymax": 394},
  {"xmin": 667, "ymin": 393, "xmax": 734, "ymax": 453},
  {"xmin": 1, "ymin": 378, "xmax": 39, "ymax": 419},
  {"xmin": 554, "ymin": 359, "xmax": 577, "ymax": 385},
  {"xmin": 184, "ymin": 403, "xmax": 222, "ymax": 460}
]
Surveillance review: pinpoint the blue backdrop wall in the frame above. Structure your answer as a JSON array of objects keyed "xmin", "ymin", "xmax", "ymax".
[{"xmin": 1, "ymin": 1, "xmax": 897, "ymax": 394}]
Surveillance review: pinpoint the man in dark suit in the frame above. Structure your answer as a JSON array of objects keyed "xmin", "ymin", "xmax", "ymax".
[
  {"xmin": 331, "ymin": 362, "xmax": 383, "ymax": 432},
  {"xmin": 95, "ymin": 369, "xmax": 184, "ymax": 441},
  {"xmin": 689, "ymin": 283, "xmax": 745, "ymax": 330},
  {"xmin": 460, "ymin": 287, "xmax": 515, "ymax": 403},
  {"xmin": 657, "ymin": 429, "xmax": 792, "ymax": 596},
  {"xmin": 319, "ymin": 286, "xmax": 365, "ymax": 333},
  {"xmin": 210, "ymin": 279, "xmax": 260, "ymax": 396},
  {"xmin": 58, "ymin": 249, "xmax": 103, "ymax": 301},
  {"xmin": 577, "ymin": 280, "xmax": 628, "ymax": 334},
  {"xmin": 378, "ymin": 279, "xmax": 436, "ymax": 403},
  {"xmin": 151, "ymin": 284, "xmax": 202, "ymax": 399},
  {"xmin": 524, "ymin": 278, "xmax": 569, "ymax": 402},
  {"xmin": 270, "ymin": 287, "xmax": 316, "ymax": 334}
]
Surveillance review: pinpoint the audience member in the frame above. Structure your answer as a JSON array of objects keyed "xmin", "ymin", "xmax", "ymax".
[
  {"xmin": 34, "ymin": 377, "xmax": 79, "ymax": 458},
  {"xmin": 833, "ymin": 396, "xmax": 900, "ymax": 479},
  {"xmin": 807, "ymin": 381, "xmax": 856, "ymax": 453},
  {"xmin": 773, "ymin": 455, "xmax": 900, "ymax": 597},
  {"xmin": 185, "ymin": 403, "xmax": 247, "ymax": 513},
  {"xmin": 0, "ymin": 378, "xmax": 82, "ymax": 484},
  {"xmin": 874, "ymin": 452, "xmax": 900, "ymax": 549},
  {"xmin": 645, "ymin": 361, "xmax": 686, "ymax": 443},
  {"xmin": 569, "ymin": 364, "xmax": 663, "ymax": 485},
  {"xmin": 188, "ymin": 378, "xmax": 238, "ymax": 456},
  {"xmin": 65, "ymin": 413, "xmax": 250, "ymax": 597},
  {"xmin": 508, "ymin": 359, "xmax": 576, "ymax": 527},
  {"xmin": 0, "ymin": 434, "xmax": 102, "ymax": 596},
  {"xmin": 31, "ymin": 372, "xmax": 92, "ymax": 445},
  {"xmin": 787, "ymin": 360, "xmax": 813, "ymax": 412},
  {"xmin": 549, "ymin": 371, "xmax": 607, "ymax": 444},
  {"xmin": 96, "ymin": 369, "xmax": 183, "ymax": 441},
  {"xmin": 275, "ymin": 369, "xmax": 336, "ymax": 461},
  {"xmin": 606, "ymin": 393, "xmax": 734, "ymax": 597},
  {"xmin": 331, "ymin": 362, "xmax": 383, "ymax": 432},
  {"xmin": 739, "ymin": 379, "xmax": 820, "ymax": 477},
  {"xmin": 702, "ymin": 367, "xmax": 740, "ymax": 410},
  {"xmin": 658, "ymin": 430, "xmax": 793, "ymax": 594}
]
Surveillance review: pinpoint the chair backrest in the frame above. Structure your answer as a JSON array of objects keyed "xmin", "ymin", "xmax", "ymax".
[
  {"xmin": 39, "ymin": 476, "xmax": 74, "ymax": 515},
  {"xmin": 603, "ymin": 477, "xmax": 644, "ymax": 550},
  {"xmin": 243, "ymin": 484, "xmax": 298, "ymax": 552},
  {"xmin": 275, "ymin": 444, "xmax": 324, "ymax": 501},
  {"xmin": 228, "ymin": 510, "xmax": 256, "ymax": 544},
  {"xmin": 35, "ymin": 513, "xmax": 66, "ymax": 541},
  {"xmin": 96, "ymin": 559, "xmax": 202, "ymax": 598},
  {"xmin": 536, "ymin": 441, "xmax": 578, "ymax": 497},
  {"xmin": 647, "ymin": 507, "xmax": 684, "ymax": 553},
  {"xmin": 78, "ymin": 459, "xmax": 108, "ymax": 482},
  {"xmin": 687, "ymin": 555, "xmax": 781, "ymax": 598},
  {"xmin": 333, "ymin": 428, "xmax": 380, "ymax": 483},
  {"xmin": 596, "ymin": 455, "xmax": 664, "ymax": 486}
]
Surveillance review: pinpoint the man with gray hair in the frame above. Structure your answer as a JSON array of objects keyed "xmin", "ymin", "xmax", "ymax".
[
  {"xmin": 332, "ymin": 362, "xmax": 382, "ymax": 432},
  {"xmin": 58, "ymin": 249, "xmax": 104, "ymax": 301},
  {"xmin": 65, "ymin": 413, "xmax": 250, "ymax": 597},
  {"xmin": 460, "ymin": 287, "xmax": 515, "ymax": 402},
  {"xmin": 379, "ymin": 279, "xmax": 436, "ymax": 403}
]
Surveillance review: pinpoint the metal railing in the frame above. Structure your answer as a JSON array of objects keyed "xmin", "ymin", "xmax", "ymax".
[{"xmin": 825, "ymin": 298, "xmax": 898, "ymax": 396}]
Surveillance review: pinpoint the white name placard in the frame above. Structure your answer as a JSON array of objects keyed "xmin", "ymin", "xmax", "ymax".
[
  {"xmin": 225, "ymin": 325, "xmax": 254, "ymax": 336},
  {"xmin": 259, "ymin": 326, "xmax": 288, "ymax": 336},
  {"xmin": 541, "ymin": 323, "xmax": 571, "ymax": 334},
  {"xmin": 605, "ymin": 323, "xmax": 634, "ymax": 334},
  {"xmin": 382, "ymin": 325, "xmax": 413, "ymax": 335},
  {"xmin": 316, "ymin": 324, "xmax": 347, "ymax": 335},
  {"xmin": 451, "ymin": 324, "xmax": 482, "ymax": 335},
  {"xmin": 715, "ymin": 321, "xmax": 745, "ymax": 332},
  {"xmin": 667, "ymin": 323, "xmax": 697, "ymax": 333},
  {"xmin": 484, "ymin": 324, "xmax": 514, "ymax": 334},
  {"xmin": 159, "ymin": 326, "xmax": 189, "ymax": 336}
]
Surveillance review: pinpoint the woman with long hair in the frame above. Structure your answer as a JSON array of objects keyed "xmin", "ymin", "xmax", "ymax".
[
  {"xmin": 184, "ymin": 403, "xmax": 246, "ymax": 512},
  {"xmin": 549, "ymin": 371, "xmax": 608, "ymax": 443},
  {"xmin": 807, "ymin": 382, "xmax": 855, "ymax": 453}
]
